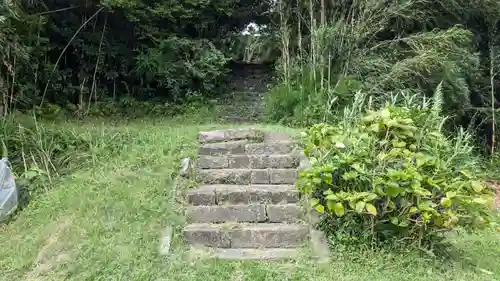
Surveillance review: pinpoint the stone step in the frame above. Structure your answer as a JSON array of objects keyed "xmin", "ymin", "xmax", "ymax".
[
  {"xmin": 198, "ymin": 141, "xmax": 296, "ymax": 156},
  {"xmin": 199, "ymin": 128, "xmax": 262, "ymax": 143},
  {"xmin": 213, "ymin": 248, "xmax": 299, "ymax": 260},
  {"xmin": 183, "ymin": 223, "xmax": 309, "ymax": 248},
  {"xmin": 197, "ymin": 169, "xmax": 298, "ymax": 185},
  {"xmin": 186, "ymin": 204, "xmax": 266, "ymax": 223},
  {"xmin": 197, "ymin": 154, "xmax": 299, "ymax": 169},
  {"xmin": 198, "ymin": 140, "xmax": 248, "ymax": 156},
  {"xmin": 187, "ymin": 184, "xmax": 299, "ymax": 205},
  {"xmin": 245, "ymin": 142, "xmax": 296, "ymax": 155},
  {"xmin": 185, "ymin": 204, "xmax": 302, "ymax": 223}
]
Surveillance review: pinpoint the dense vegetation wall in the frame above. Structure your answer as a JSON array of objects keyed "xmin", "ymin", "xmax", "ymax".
[{"xmin": 0, "ymin": 0, "xmax": 273, "ymax": 116}]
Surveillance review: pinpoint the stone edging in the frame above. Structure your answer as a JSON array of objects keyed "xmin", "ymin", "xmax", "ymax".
[{"xmin": 298, "ymin": 149, "xmax": 331, "ymax": 263}]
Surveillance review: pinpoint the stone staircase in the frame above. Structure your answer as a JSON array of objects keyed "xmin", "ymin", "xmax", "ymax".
[{"xmin": 182, "ymin": 128, "xmax": 310, "ymax": 260}]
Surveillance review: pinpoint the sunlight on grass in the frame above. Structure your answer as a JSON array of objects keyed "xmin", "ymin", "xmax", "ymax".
[{"xmin": 0, "ymin": 117, "xmax": 499, "ymax": 281}]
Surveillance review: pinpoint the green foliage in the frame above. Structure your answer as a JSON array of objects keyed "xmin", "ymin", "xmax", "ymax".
[
  {"xmin": 264, "ymin": 70, "xmax": 362, "ymax": 126},
  {"xmin": 0, "ymin": 0, "xmax": 271, "ymax": 114},
  {"xmin": 268, "ymin": 0, "xmax": 500, "ymax": 150},
  {"xmin": 0, "ymin": 115, "xmax": 127, "ymax": 205},
  {"xmin": 298, "ymin": 98, "xmax": 494, "ymax": 249},
  {"xmin": 136, "ymin": 37, "xmax": 229, "ymax": 99}
]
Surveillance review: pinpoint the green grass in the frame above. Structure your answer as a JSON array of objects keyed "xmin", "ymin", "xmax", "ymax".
[{"xmin": 0, "ymin": 117, "xmax": 499, "ymax": 281}]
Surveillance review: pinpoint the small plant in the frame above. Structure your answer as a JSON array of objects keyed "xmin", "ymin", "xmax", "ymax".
[{"xmin": 298, "ymin": 102, "xmax": 494, "ymax": 249}]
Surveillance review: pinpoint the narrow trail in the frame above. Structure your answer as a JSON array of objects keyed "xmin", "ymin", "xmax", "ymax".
[{"xmin": 214, "ymin": 63, "xmax": 275, "ymax": 124}]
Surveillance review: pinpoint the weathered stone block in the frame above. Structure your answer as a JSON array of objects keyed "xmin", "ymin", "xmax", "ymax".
[
  {"xmin": 269, "ymin": 169, "xmax": 298, "ymax": 184},
  {"xmin": 268, "ymin": 155, "xmax": 299, "ymax": 168},
  {"xmin": 179, "ymin": 157, "xmax": 192, "ymax": 177},
  {"xmin": 251, "ymin": 170, "xmax": 270, "ymax": 184},
  {"xmin": 186, "ymin": 205, "xmax": 267, "ymax": 223},
  {"xmin": 228, "ymin": 155, "xmax": 250, "ymax": 168},
  {"xmin": 214, "ymin": 248, "xmax": 298, "ymax": 260},
  {"xmin": 310, "ymin": 230, "xmax": 331, "ymax": 264},
  {"xmin": 198, "ymin": 140, "xmax": 247, "ymax": 155},
  {"xmin": 215, "ymin": 185, "xmax": 299, "ymax": 204},
  {"xmin": 267, "ymin": 204, "xmax": 302, "ymax": 222},
  {"xmin": 216, "ymin": 185, "xmax": 252, "ymax": 204},
  {"xmin": 199, "ymin": 131, "xmax": 226, "ymax": 143},
  {"xmin": 199, "ymin": 129, "xmax": 263, "ymax": 143},
  {"xmin": 198, "ymin": 155, "xmax": 228, "ymax": 169},
  {"xmin": 230, "ymin": 223, "xmax": 308, "ymax": 248},
  {"xmin": 249, "ymin": 155, "xmax": 299, "ymax": 169},
  {"xmin": 249, "ymin": 155, "xmax": 268, "ymax": 169},
  {"xmin": 198, "ymin": 169, "xmax": 251, "ymax": 185},
  {"xmin": 187, "ymin": 187, "xmax": 216, "ymax": 205},
  {"xmin": 245, "ymin": 142, "xmax": 295, "ymax": 155},
  {"xmin": 298, "ymin": 151, "xmax": 312, "ymax": 172},
  {"xmin": 183, "ymin": 223, "xmax": 231, "ymax": 248},
  {"xmin": 226, "ymin": 128, "xmax": 262, "ymax": 142},
  {"xmin": 263, "ymin": 131, "xmax": 293, "ymax": 143}
]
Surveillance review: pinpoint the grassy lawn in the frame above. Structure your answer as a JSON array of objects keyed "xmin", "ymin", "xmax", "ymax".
[{"xmin": 0, "ymin": 117, "xmax": 499, "ymax": 281}]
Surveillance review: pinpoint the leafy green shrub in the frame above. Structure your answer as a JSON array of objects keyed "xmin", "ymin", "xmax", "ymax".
[
  {"xmin": 298, "ymin": 97, "xmax": 494, "ymax": 249},
  {"xmin": 264, "ymin": 62, "xmax": 362, "ymax": 127}
]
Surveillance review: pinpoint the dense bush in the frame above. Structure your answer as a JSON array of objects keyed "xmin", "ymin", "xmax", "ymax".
[
  {"xmin": 135, "ymin": 37, "xmax": 229, "ymax": 100},
  {"xmin": 297, "ymin": 93, "xmax": 495, "ymax": 249}
]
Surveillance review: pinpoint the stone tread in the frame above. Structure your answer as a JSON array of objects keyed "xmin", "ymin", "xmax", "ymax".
[
  {"xmin": 186, "ymin": 204, "xmax": 267, "ymax": 223},
  {"xmin": 199, "ymin": 129, "xmax": 295, "ymax": 144},
  {"xmin": 199, "ymin": 128, "xmax": 262, "ymax": 143},
  {"xmin": 185, "ymin": 203, "xmax": 302, "ymax": 223},
  {"xmin": 197, "ymin": 154, "xmax": 300, "ymax": 169},
  {"xmin": 198, "ymin": 140, "xmax": 248, "ymax": 156},
  {"xmin": 197, "ymin": 169, "xmax": 298, "ymax": 185},
  {"xmin": 187, "ymin": 184, "xmax": 299, "ymax": 205},
  {"xmin": 198, "ymin": 141, "xmax": 297, "ymax": 156},
  {"xmin": 213, "ymin": 248, "xmax": 299, "ymax": 260},
  {"xmin": 183, "ymin": 223, "xmax": 309, "ymax": 248}
]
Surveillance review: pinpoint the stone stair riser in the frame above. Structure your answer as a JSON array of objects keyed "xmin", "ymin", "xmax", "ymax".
[
  {"xmin": 198, "ymin": 140, "xmax": 248, "ymax": 156},
  {"xmin": 199, "ymin": 129, "xmax": 262, "ymax": 143},
  {"xmin": 213, "ymin": 248, "xmax": 298, "ymax": 260},
  {"xmin": 249, "ymin": 155, "xmax": 299, "ymax": 169},
  {"xmin": 245, "ymin": 143, "xmax": 296, "ymax": 155},
  {"xmin": 186, "ymin": 204, "xmax": 302, "ymax": 223},
  {"xmin": 217, "ymin": 186, "xmax": 299, "ymax": 205},
  {"xmin": 187, "ymin": 185, "xmax": 299, "ymax": 206},
  {"xmin": 198, "ymin": 142, "xmax": 297, "ymax": 156},
  {"xmin": 198, "ymin": 155, "xmax": 300, "ymax": 170},
  {"xmin": 197, "ymin": 169, "xmax": 298, "ymax": 185},
  {"xmin": 186, "ymin": 205, "xmax": 267, "ymax": 223},
  {"xmin": 183, "ymin": 223, "xmax": 309, "ymax": 248},
  {"xmin": 267, "ymin": 204, "xmax": 302, "ymax": 223}
]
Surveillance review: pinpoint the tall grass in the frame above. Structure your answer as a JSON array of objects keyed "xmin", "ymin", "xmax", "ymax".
[
  {"xmin": 265, "ymin": 0, "xmax": 490, "ymax": 130},
  {"xmin": 0, "ymin": 114, "xmax": 134, "ymax": 207}
]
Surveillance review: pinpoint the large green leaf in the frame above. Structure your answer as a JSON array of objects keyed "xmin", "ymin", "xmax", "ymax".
[
  {"xmin": 315, "ymin": 204, "xmax": 325, "ymax": 214},
  {"xmin": 333, "ymin": 203, "xmax": 345, "ymax": 217},
  {"xmin": 366, "ymin": 203, "xmax": 377, "ymax": 216},
  {"xmin": 471, "ymin": 181, "xmax": 484, "ymax": 193},
  {"xmin": 355, "ymin": 201, "xmax": 366, "ymax": 213},
  {"xmin": 386, "ymin": 182, "xmax": 405, "ymax": 197},
  {"xmin": 440, "ymin": 197, "xmax": 452, "ymax": 208}
]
